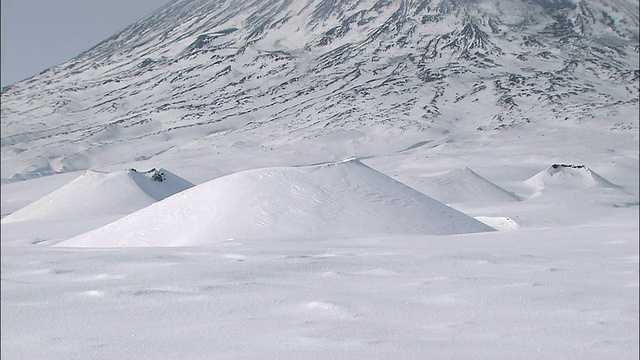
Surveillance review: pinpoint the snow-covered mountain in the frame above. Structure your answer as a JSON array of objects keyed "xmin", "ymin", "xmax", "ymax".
[{"xmin": 1, "ymin": 0, "xmax": 638, "ymax": 183}]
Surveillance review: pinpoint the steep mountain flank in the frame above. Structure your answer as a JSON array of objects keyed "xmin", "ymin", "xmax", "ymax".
[{"xmin": 1, "ymin": 0, "xmax": 638, "ymax": 183}]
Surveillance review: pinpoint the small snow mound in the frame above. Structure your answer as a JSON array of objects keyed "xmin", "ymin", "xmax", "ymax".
[
  {"xmin": 524, "ymin": 164, "xmax": 620, "ymax": 198},
  {"xmin": 402, "ymin": 167, "xmax": 519, "ymax": 204},
  {"xmin": 56, "ymin": 161, "xmax": 494, "ymax": 248},
  {"xmin": 1, "ymin": 168, "xmax": 194, "ymax": 224}
]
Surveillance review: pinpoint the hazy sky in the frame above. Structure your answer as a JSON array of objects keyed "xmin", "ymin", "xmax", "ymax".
[{"xmin": 1, "ymin": 0, "xmax": 172, "ymax": 86}]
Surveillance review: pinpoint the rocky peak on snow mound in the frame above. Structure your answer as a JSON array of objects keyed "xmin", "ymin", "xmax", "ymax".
[
  {"xmin": 125, "ymin": 167, "xmax": 195, "ymax": 201},
  {"xmin": 533, "ymin": 163, "xmax": 618, "ymax": 187},
  {"xmin": 128, "ymin": 168, "xmax": 166, "ymax": 182},
  {"xmin": 550, "ymin": 163, "xmax": 586, "ymax": 170},
  {"xmin": 523, "ymin": 163, "xmax": 624, "ymax": 200}
]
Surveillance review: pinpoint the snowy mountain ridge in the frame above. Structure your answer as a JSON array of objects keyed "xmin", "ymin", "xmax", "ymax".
[{"xmin": 1, "ymin": 0, "xmax": 638, "ymax": 183}]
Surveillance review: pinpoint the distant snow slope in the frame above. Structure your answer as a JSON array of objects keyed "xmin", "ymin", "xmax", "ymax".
[
  {"xmin": 398, "ymin": 167, "xmax": 520, "ymax": 204},
  {"xmin": 57, "ymin": 160, "xmax": 494, "ymax": 247},
  {"xmin": 1, "ymin": 168, "xmax": 193, "ymax": 224}
]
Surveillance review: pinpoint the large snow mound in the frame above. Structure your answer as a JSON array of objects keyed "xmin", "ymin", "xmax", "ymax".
[
  {"xmin": 403, "ymin": 167, "xmax": 520, "ymax": 204},
  {"xmin": 56, "ymin": 160, "xmax": 495, "ymax": 247},
  {"xmin": 1, "ymin": 168, "xmax": 194, "ymax": 224}
]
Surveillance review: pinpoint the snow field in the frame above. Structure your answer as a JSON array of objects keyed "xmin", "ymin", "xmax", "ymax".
[{"xmin": 1, "ymin": 217, "xmax": 638, "ymax": 359}]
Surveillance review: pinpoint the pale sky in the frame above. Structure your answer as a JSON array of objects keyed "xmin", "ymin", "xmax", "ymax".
[{"xmin": 1, "ymin": 0, "xmax": 173, "ymax": 87}]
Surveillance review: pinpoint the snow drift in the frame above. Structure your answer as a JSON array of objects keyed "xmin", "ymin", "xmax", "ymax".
[
  {"xmin": 1, "ymin": 168, "xmax": 194, "ymax": 224},
  {"xmin": 56, "ymin": 160, "xmax": 495, "ymax": 247}
]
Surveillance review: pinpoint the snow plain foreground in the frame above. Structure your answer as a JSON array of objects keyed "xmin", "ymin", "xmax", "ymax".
[
  {"xmin": 1, "ymin": 124, "xmax": 639, "ymax": 359},
  {"xmin": 1, "ymin": 217, "xmax": 638, "ymax": 360}
]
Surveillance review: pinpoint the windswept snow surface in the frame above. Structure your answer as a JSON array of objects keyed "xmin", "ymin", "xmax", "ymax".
[
  {"xmin": 1, "ymin": 0, "xmax": 639, "ymax": 358},
  {"xmin": 1, "ymin": 214, "xmax": 638, "ymax": 360},
  {"xmin": 56, "ymin": 160, "xmax": 494, "ymax": 247},
  {"xmin": 474, "ymin": 216, "xmax": 521, "ymax": 231}
]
